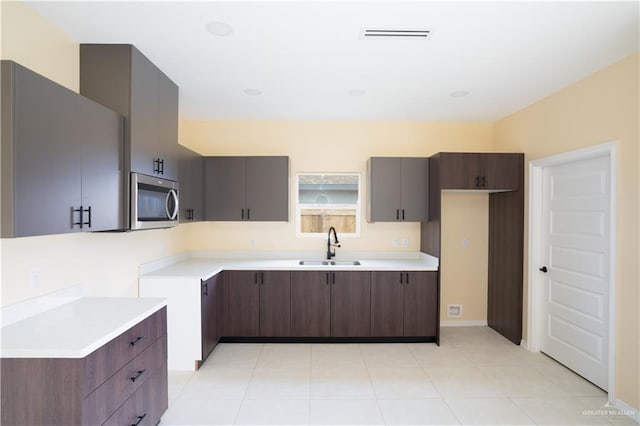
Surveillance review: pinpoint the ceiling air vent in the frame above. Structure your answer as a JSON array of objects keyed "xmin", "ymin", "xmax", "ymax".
[{"xmin": 362, "ymin": 29, "xmax": 431, "ymax": 39}]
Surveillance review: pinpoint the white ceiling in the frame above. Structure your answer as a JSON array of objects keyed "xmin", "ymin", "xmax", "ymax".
[{"xmin": 26, "ymin": 1, "xmax": 639, "ymax": 121}]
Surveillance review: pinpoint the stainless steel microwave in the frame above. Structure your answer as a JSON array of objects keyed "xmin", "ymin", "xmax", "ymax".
[{"xmin": 130, "ymin": 172, "xmax": 178, "ymax": 230}]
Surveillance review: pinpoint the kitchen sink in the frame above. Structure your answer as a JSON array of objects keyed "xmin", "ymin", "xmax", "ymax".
[
  {"xmin": 330, "ymin": 260, "xmax": 361, "ymax": 266},
  {"xmin": 298, "ymin": 260, "xmax": 361, "ymax": 266},
  {"xmin": 299, "ymin": 260, "xmax": 330, "ymax": 266}
]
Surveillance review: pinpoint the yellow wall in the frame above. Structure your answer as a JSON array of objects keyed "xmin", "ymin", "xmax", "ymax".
[
  {"xmin": 0, "ymin": 1, "xmax": 190, "ymax": 305},
  {"xmin": 0, "ymin": 1, "xmax": 78, "ymax": 92},
  {"xmin": 180, "ymin": 119, "xmax": 493, "ymax": 323},
  {"xmin": 440, "ymin": 192, "xmax": 489, "ymax": 322},
  {"xmin": 494, "ymin": 52, "xmax": 639, "ymax": 411}
]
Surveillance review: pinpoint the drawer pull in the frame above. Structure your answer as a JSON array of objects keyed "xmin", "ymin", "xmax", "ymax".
[
  {"xmin": 130, "ymin": 369, "xmax": 146, "ymax": 383},
  {"xmin": 129, "ymin": 336, "xmax": 145, "ymax": 347},
  {"xmin": 131, "ymin": 413, "xmax": 147, "ymax": 426}
]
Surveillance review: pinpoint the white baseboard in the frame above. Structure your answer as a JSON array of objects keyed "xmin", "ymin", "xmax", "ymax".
[
  {"xmin": 520, "ymin": 339, "xmax": 529, "ymax": 350},
  {"xmin": 611, "ymin": 399, "xmax": 640, "ymax": 424},
  {"xmin": 440, "ymin": 320, "xmax": 487, "ymax": 327}
]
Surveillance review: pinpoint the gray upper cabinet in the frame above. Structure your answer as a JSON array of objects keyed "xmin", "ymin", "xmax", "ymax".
[
  {"xmin": 367, "ymin": 157, "xmax": 429, "ymax": 222},
  {"xmin": 80, "ymin": 44, "xmax": 178, "ymax": 181},
  {"xmin": 203, "ymin": 156, "xmax": 289, "ymax": 222},
  {"xmin": 1, "ymin": 61, "xmax": 123, "ymax": 238},
  {"xmin": 157, "ymin": 72, "xmax": 179, "ymax": 180},
  {"xmin": 245, "ymin": 157, "xmax": 289, "ymax": 221},
  {"xmin": 77, "ymin": 96, "xmax": 124, "ymax": 232},
  {"xmin": 177, "ymin": 145, "xmax": 203, "ymax": 223}
]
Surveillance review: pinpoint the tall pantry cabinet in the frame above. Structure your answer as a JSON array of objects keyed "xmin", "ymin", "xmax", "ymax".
[{"xmin": 421, "ymin": 152, "xmax": 525, "ymax": 345}]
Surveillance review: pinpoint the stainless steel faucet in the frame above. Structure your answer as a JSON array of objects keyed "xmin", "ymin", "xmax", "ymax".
[{"xmin": 327, "ymin": 226, "xmax": 341, "ymax": 260}]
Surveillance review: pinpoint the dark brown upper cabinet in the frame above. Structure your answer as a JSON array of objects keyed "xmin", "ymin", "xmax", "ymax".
[
  {"xmin": 178, "ymin": 145, "xmax": 203, "ymax": 223},
  {"xmin": 80, "ymin": 44, "xmax": 178, "ymax": 181},
  {"xmin": 203, "ymin": 156, "xmax": 289, "ymax": 222},
  {"xmin": 1, "ymin": 61, "xmax": 123, "ymax": 238},
  {"xmin": 367, "ymin": 157, "xmax": 429, "ymax": 222},
  {"xmin": 437, "ymin": 152, "xmax": 521, "ymax": 191}
]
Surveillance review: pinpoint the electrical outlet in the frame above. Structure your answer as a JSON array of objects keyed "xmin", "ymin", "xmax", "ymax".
[
  {"xmin": 402, "ymin": 238, "xmax": 409, "ymax": 248},
  {"xmin": 250, "ymin": 239, "xmax": 257, "ymax": 249},
  {"xmin": 30, "ymin": 268, "xmax": 41, "ymax": 288},
  {"xmin": 392, "ymin": 239, "xmax": 399, "ymax": 248},
  {"xmin": 462, "ymin": 237, "xmax": 470, "ymax": 248}
]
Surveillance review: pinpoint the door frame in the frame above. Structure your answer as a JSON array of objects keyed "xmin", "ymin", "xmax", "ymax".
[{"xmin": 527, "ymin": 141, "xmax": 617, "ymax": 400}]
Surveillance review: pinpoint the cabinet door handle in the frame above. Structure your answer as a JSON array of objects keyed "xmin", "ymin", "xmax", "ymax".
[
  {"xmin": 396, "ymin": 209, "xmax": 399, "ymax": 220},
  {"xmin": 129, "ymin": 336, "xmax": 145, "ymax": 347},
  {"xmin": 73, "ymin": 206, "xmax": 84, "ymax": 229},
  {"xmin": 130, "ymin": 369, "xmax": 146, "ymax": 383},
  {"xmin": 84, "ymin": 206, "xmax": 91, "ymax": 228},
  {"xmin": 254, "ymin": 272, "xmax": 258, "ymax": 284},
  {"xmin": 405, "ymin": 273, "xmax": 409, "ymax": 284},
  {"xmin": 400, "ymin": 272, "xmax": 403, "ymax": 284},
  {"xmin": 160, "ymin": 159, "xmax": 164, "ymax": 175},
  {"xmin": 241, "ymin": 208, "xmax": 245, "ymax": 220},
  {"xmin": 260, "ymin": 272, "xmax": 264, "ymax": 284},
  {"xmin": 131, "ymin": 413, "xmax": 147, "ymax": 426},
  {"xmin": 247, "ymin": 208, "xmax": 251, "ymax": 220},
  {"xmin": 481, "ymin": 176, "xmax": 486, "ymax": 187},
  {"xmin": 326, "ymin": 272, "xmax": 329, "ymax": 285},
  {"xmin": 203, "ymin": 283, "xmax": 208, "ymax": 296},
  {"xmin": 332, "ymin": 272, "xmax": 336, "ymax": 285},
  {"xmin": 475, "ymin": 176, "xmax": 480, "ymax": 187},
  {"xmin": 402, "ymin": 209, "xmax": 405, "ymax": 221}
]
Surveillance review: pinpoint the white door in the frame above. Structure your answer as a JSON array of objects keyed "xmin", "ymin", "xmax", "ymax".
[{"xmin": 540, "ymin": 154, "xmax": 610, "ymax": 390}]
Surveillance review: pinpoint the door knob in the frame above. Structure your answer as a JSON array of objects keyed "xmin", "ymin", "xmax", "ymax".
[{"xmin": 539, "ymin": 266, "xmax": 548, "ymax": 273}]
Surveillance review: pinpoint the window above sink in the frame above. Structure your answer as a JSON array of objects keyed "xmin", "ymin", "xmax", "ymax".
[{"xmin": 296, "ymin": 173, "xmax": 361, "ymax": 237}]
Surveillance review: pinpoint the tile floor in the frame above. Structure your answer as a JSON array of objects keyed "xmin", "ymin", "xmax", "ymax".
[{"xmin": 159, "ymin": 327, "xmax": 636, "ymax": 425}]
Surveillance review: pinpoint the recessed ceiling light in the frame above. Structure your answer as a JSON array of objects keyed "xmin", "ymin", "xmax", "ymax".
[
  {"xmin": 450, "ymin": 90, "xmax": 469, "ymax": 98},
  {"xmin": 243, "ymin": 89, "xmax": 262, "ymax": 96},
  {"xmin": 348, "ymin": 89, "xmax": 366, "ymax": 97},
  {"xmin": 205, "ymin": 21, "xmax": 233, "ymax": 36}
]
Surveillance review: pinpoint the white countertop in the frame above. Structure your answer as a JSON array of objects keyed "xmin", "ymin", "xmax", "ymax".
[
  {"xmin": 140, "ymin": 251, "xmax": 439, "ymax": 281},
  {"xmin": 1, "ymin": 297, "xmax": 166, "ymax": 359}
]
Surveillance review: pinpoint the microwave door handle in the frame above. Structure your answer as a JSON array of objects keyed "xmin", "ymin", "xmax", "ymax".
[{"xmin": 166, "ymin": 189, "xmax": 179, "ymax": 220}]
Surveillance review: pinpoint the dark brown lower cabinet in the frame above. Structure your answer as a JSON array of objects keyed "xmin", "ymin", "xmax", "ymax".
[
  {"xmin": 371, "ymin": 272, "xmax": 405, "ymax": 336},
  {"xmin": 0, "ymin": 308, "xmax": 168, "ymax": 426},
  {"xmin": 330, "ymin": 271, "xmax": 371, "ymax": 337},
  {"xmin": 290, "ymin": 271, "xmax": 331, "ymax": 337},
  {"xmin": 224, "ymin": 270, "xmax": 291, "ymax": 337},
  {"xmin": 224, "ymin": 271, "xmax": 260, "ymax": 336},
  {"xmin": 371, "ymin": 271, "xmax": 438, "ymax": 337},
  {"xmin": 201, "ymin": 273, "xmax": 222, "ymax": 361},
  {"xmin": 403, "ymin": 272, "xmax": 438, "ymax": 337},
  {"xmin": 220, "ymin": 269, "xmax": 437, "ymax": 341},
  {"xmin": 259, "ymin": 271, "xmax": 291, "ymax": 337}
]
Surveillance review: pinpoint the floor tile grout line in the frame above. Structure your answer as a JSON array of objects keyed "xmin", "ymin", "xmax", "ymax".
[
  {"xmin": 359, "ymin": 343, "xmax": 388, "ymax": 425},
  {"xmin": 440, "ymin": 396, "xmax": 464, "ymax": 425},
  {"xmin": 233, "ymin": 343, "xmax": 264, "ymax": 425}
]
